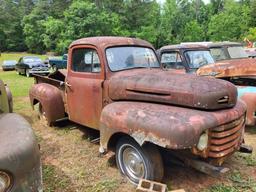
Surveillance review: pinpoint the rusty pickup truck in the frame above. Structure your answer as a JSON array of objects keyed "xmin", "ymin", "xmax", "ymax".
[
  {"xmin": 30, "ymin": 37, "xmax": 248, "ymax": 184},
  {"xmin": 158, "ymin": 43, "xmax": 256, "ymax": 126},
  {"xmin": 0, "ymin": 79, "xmax": 42, "ymax": 192}
]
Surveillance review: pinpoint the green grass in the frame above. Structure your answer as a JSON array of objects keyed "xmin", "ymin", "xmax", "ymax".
[
  {"xmin": 0, "ymin": 71, "xmax": 33, "ymax": 97},
  {"xmin": 43, "ymin": 164, "xmax": 72, "ymax": 192},
  {"xmin": 86, "ymin": 179, "xmax": 119, "ymax": 192},
  {"xmin": 206, "ymin": 171, "xmax": 256, "ymax": 192}
]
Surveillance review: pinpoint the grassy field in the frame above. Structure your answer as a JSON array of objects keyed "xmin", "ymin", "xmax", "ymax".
[
  {"xmin": 1, "ymin": 53, "xmax": 256, "ymax": 192},
  {"xmin": 0, "ymin": 52, "xmax": 47, "ymax": 64}
]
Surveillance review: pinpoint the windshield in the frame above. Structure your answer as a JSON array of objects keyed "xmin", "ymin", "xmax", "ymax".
[
  {"xmin": 184, "ymin": 50, "xmax": 215, "ymax": 69},
  {"xmin": 24, "ymin": 57, "xmax": 42, "ymax": 63},
  {"xmin": 210, "ymin": 48, "xmax": 228, "ymax": 61},
  {"xmin": 106, "ymin": 47, "xmax": 159, "ymax": 71},
  {"xmin": 227, "ymin": 46, "xmax": 248, "ymax": 59}
]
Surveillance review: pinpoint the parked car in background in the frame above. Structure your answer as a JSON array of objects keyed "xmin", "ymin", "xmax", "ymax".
[
  {"xmin": 0, "ymin": 79, "xmax": 42, "ymax": 192},
  {"xmin": 2, "ymin": 60, "xmax": 17, "ymax": 71},
  {"xmin": 16, "ymin": 56, "xmax": 49, "ymax": 77},
  {"xmin": 194, "ymin": 42, "xmax": 249, "ymax": 61},
  {"xmin": 158, "ymin": 44, "xmax": 256, "ymax": 126},
  {"xmin": 48, "ymin": 54, "xmax": 67, "ymax": 72}
]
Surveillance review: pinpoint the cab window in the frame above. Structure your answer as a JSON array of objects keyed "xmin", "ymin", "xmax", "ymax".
[
  {"xmin": 72, "ymin": 48, "xmax": 101, "ymax": 73},
  {"xmin": 161, "ymin": 52, "xmax": 184, "ymax": 69}
]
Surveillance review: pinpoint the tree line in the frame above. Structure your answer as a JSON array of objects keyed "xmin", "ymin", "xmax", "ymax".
[{"xmin": 1, "ymin": 0, "xmax": 256, "ymax": 54}]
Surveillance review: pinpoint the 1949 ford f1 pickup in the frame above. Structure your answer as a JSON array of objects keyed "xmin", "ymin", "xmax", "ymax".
[
  {"xmin": 29, "ymin": 37, "xmax": 250, "ymax": 184},
  {"xmin": 0, "ymin": 79, "xmax": 42, "ymax": 192}
]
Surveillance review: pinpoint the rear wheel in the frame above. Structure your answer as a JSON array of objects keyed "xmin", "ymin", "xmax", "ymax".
[
  {"xmin": 37, "ymin": 103, "xmax": 51, "ymax": 126},
  {"xmin": 116, "ymin": 137, "xmax": 164, "ymax": 185}
]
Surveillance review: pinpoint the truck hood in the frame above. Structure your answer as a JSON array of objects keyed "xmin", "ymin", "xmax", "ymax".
[
  {"xmin": 108, "ymin": 69, "xmax": 237, "ymax": 110},
  {"xmin": 197, "ymin": 58, "xmax": 256, "ymax": 78}
]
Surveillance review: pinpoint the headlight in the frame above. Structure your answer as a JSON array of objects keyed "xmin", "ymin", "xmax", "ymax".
[
  {"xmin": 0, "ymin": 171, "xmax": 11, "ymax": 192},
  {"xmin": 197, "ymin": 132, "xmax": 208, "ymax": 151}
]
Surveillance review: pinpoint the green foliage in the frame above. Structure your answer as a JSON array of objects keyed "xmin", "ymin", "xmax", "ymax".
[
  {"xmin": 54, "ymin": 1, "xmax": 123, "ymax": 54},
  {"xmin": 183, "ymin": 20, "xmax": 205, "ymax": 42},
  {"xmin": 208, "ymin": 1, "xmax": 250, "ymax": 41},
  {"xmin": 41, "ymin": 17, "xmax": 64, "ymax": 51},
  {"xmin": 245, "ymin": 27, "xmax": 256, "ymax": 42},
  {"xmin": 22, "ymin": 1, "xmax": 49, "ymax": 53},
  {"xmin": 1, "ymin": 0, "xmax": 256, "ymax": 53}
]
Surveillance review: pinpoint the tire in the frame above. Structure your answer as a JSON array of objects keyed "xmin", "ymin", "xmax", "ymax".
[
  {"xmin": 26, "ymin": 69, "xmax": 31, "ymax": 77},
  {"xmin": 16, "ymin": 70, "xmax": 20, "ymax": 75},
  {"xmin": 37, "ymin": 103, "xmax": 52, "ymax": 126},
  {"xmin": 116, "ymin": 137, "xmax": 164, "ymax": 185}
]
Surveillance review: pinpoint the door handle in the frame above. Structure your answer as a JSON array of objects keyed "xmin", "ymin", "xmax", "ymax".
[{"xmin": 65, "ymin": 82, "xmax": 72, "ymax": 88}]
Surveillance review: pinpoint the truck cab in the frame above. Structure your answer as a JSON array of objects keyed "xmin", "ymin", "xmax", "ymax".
[{"xmin": 30, "ymin": 37, "xmax": 249, "ymax": 184}]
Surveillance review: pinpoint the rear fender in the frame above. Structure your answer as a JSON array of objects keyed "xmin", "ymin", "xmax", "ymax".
[{"xmin": 29, "ymin": 83, "xmax": 65, "ymax": 123}]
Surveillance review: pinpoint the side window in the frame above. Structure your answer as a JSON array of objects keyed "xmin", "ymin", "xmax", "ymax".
[
  {"xmin": 210, "ymin": 48, "xmax": 226, "ymax": 61},
  {"xmin": 72, "ymin": 48, "xmax": 101, "ymax": 73},
  {"xmin": 161, "ymin": 52, "xmax": 184, "ymax": 69}
]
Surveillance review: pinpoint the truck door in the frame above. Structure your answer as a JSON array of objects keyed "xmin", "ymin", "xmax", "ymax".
[{"xmin": 66, "ymin": 46, "xmax": 104, "ymax": 129}]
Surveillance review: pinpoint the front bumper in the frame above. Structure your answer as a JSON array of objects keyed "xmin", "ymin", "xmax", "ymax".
[{"xmin": 29, "ymin": 67, "xmax": 50, "ymax": 75}]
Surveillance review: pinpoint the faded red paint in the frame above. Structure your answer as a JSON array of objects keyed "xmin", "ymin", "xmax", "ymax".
[{"xmin": 29, "ymin": 37, "xmax": 247, "ymax": 167}]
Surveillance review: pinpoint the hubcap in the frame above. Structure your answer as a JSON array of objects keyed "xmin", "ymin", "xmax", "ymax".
[{"xmin": 121, "ymin": 146, "xmax": 145, "ymax": 182}]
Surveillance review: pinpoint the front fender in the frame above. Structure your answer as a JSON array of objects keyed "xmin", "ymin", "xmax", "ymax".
[
  {"xmin": 29, "ymin": 83, "xmax": 65, "ymax": 123},
  {"xmin": 100, "ymin": 101, "xmax": 246, "ymax": 153}
]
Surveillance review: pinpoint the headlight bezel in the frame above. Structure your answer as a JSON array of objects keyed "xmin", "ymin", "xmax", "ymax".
[
  {"xmin": 197, "ymin": 131, "xmax": 209, "ymax": 151},
  {"xmin": 0, "ymin": 171, "xmax": 12, "ymax": 192}
]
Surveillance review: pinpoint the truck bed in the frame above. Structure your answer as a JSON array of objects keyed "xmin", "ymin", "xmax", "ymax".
[{"xmin": 33, "ymin": 70, "xmax": 67, "ymax": 91}]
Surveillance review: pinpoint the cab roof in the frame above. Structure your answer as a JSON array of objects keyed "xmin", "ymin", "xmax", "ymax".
[
  {"xmin": 203, "ymin": 42, "xmax": 243, "ymax": 48},
  {"xmin": 69, "ymin": 36, "xmax": 154, "ymax": 50},
  {"xmin": 159, "ymin": 44, "xmax": 207, "ymax": 51}
]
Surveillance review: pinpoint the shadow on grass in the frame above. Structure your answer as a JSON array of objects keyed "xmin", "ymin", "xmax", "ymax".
[{"xmin": 245, "ymin": 126, "xmax": 256, "ymax": 134}]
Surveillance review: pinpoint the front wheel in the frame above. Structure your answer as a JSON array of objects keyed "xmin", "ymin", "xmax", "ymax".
[{"xmin": 116, "ymin": 137, "xmax": 164, "ymax": 185}]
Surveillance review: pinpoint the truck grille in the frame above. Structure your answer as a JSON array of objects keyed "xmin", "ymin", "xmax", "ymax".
[{"xmin": 208, "ymin": 115, "xmax": 245, "ymax": 159}]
